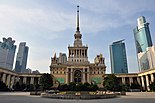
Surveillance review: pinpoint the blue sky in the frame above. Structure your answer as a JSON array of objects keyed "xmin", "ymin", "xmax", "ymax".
[{"xmin": 0, "ymin": 0, "xmax": 155, "ymax": 73}]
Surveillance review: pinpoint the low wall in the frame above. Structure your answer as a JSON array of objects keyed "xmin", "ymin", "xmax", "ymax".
[{"xmin": 41, "ymin": 93, "xmax": 117, "ymax": 99}]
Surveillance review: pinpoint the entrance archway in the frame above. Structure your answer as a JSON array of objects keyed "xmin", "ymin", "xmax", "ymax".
[{"xmin": 74, "ymin": 70, "xmax": 82, "ymax": 83}]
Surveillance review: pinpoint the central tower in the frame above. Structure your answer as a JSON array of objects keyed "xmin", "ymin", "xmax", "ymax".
[
  {"xmin": 50, "ymin": 5, "xmax": 106, "ymax": 85},
  {"xmin": 68, "ymin": 6, "xmax": 89, "ymax": 63}
]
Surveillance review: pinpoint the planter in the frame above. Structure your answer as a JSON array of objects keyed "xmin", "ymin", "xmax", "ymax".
[{"xmin": 120, "ymin": 91, "xmax": 126, "ymax": 95}]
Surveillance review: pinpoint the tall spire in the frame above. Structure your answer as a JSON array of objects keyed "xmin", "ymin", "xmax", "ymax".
[
  {"xmin": 74, "ymin": 5, "xmax": 82, "ymax": 47},
  {"xmin": 76, "ymin": 5, "xmax": 80, "ymax": 31}
]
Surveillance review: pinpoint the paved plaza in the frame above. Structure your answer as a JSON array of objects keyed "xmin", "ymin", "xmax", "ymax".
[{"xmin": 0, "ymin": 92, "xmax": 155, "ymax": 103}]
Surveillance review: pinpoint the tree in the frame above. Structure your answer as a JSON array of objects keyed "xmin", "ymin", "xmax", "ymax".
[
  {"xmin": 13, "ymin": 82, "xmax": 26, "ymax": 91},
  {"xmin": 83, "ymin": 82, "xmax": 91, "ymax": 91},
  {"xmin": 57, "ymin": 82, "xmax": 99, "ymax": 91},
  {"xmin": 130, "ymin": 83, "xmax": 140, "ymax": 89},
  {"xmin": 149, "ymin": 82, "xmax": 155, "ymax": 91},
  {"xmin": 40, "ymin": 73, "xmax": 53, "ymax": 91},
  {"xmin": 103, "ymin": 74, "xmax": 120, "ymax": 91},
  {"xmin": 0, "ymin": 81, "xmax": 9, "ymax": 91},
  {"xmin": 58, "ymin": 84, "xmax": 68, "ymax": 91},
  {"xmin": 120, "ymin": 84, "xmax": 129, "ymax": 91},
  {"xmin": 90, "ymin": 84, "xmax": 99, "ymax": 91},
  {"xmin": 25, "ymin": 84, "xmax": 34, "ymax": 91},
  {"xmin": 68, "ymin": 82, "xmax": 76, "ymax": 91},
  {"xmin": 76, "ymin": 83, "xmax": 83, "ymax": 91}
]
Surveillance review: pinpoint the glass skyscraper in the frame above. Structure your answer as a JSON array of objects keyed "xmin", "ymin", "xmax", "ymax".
[
  {"xmin": 110, "ymin": 40, "xmax": 128, "ymax": 74},
  {"xmin": 0, "ymin": 37, "xmax": 16, "ymax": 70},
  {"xmin": 133, "ymin": 16, "xmax": 153, "ymax": 53},
  {"xmin": 15, "ymin": 42, "xmax": 29, "ymax": 73},
  {"xmin": 133, "ymin": 16, "xmax": 153, "ymax": 72}
]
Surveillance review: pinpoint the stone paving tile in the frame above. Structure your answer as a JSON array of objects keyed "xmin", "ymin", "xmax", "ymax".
[
  {"xmin": 0, "ymin": 92, "xmax": 155, "ymax": 103},
  {"xmin": 121, "ymin": 92, "xmax": 155, "ymax": 98}
]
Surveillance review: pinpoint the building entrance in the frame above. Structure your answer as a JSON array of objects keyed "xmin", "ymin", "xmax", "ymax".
[{"xmin": 74, "ymin": 70, "xmax": 82, "ymax": 83}]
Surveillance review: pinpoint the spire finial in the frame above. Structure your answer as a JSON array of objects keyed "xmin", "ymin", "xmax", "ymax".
[{"xmin": 76, "ymin": 5, "xmax": 80, "ymax": 31}]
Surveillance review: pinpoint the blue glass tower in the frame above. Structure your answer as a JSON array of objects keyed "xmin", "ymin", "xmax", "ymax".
[
  {"xmin": 133, "ymin": 16, "xmax": 153, "ymax": 53},
  {"xmin": 110, "ymin": 40, "xmax": 128, "ymax": 74}
]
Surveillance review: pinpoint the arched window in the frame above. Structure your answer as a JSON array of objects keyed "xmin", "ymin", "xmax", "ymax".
[{"xmin": 74, "ymin": 70, "xmax": 82, "ymax": 83}]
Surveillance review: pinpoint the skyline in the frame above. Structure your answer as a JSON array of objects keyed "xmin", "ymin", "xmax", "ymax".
[{"xmin": 0, "ymin": 0, "xmax": 155, "ymax": 73}]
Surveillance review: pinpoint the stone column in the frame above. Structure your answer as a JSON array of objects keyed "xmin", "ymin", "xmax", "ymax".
[
  {"xmin": 145, "ymin": 75, "xmax": 150, "ymax": 91},
  {"xmin": 70, "ymin": 50, "xmax": 71, "ymax": 57},
  {"xmin": 70, "ymin": 68, "xmax": 73, "ymax": 82},
  {"xmin": 129, "ymin": 77, "xmax": 133, "ymax": 85},
  {"xmin": 137, "ymin": 77, "xmax": 141, "ymax": 85},
  {"xmin": 76, "ymin": 49, "xmax": 77, "ymax": 58},
  {"xmin": 82, "ymin": 69, "xmax": 85, "ymax": 83},
  {"xmin": 83, "ymin": 50, "xmax": 85, "ymax": 58},
  {"xmin": 38, "ymin": 77, "xmax": 40, "ymax": 84},
  {"xmin": 150, "ymin": 74, "xmax": 154, "ymax": 83},
  {"xmin": 23, "ymin": 77, "xmax": 27, "ymax": 84},
  {"xmin": 82, "ymin": 49, "xmax": 84, "ymax": 58},
  {"xmin": 141, "ymin": 76, "xmax": 145, "ymax": 90},
  {"xmin": 0, "ymin": 73, "xmax": 2, "ymax": 81},
  {"xmin": 74, "ymin": 50, "xmax": 75, "ymax": 57},
  {"xmin": 15, "ymin": 77, "xmax": 20, "ymax": 83},
  {"xmin": 10, "ymin": 76, "xmax": 15, "ymax": 89},
  {"xmin": 87, "ymin": 68, "xmax": 90, "ymax": 83},
  {"xmin": 81, "ymin": 50, "xmax": 82, "ymax": 58},
  {"xmin": 65, "ymin": 68, "xmax": 68, "ymax": 84},
  {"xmin": 30, "ymin": 77, "xmax": 34, "ymax": 84},
  {"xmin": 2, "ymin": 73, "xmax": 6, "ymax": 84},
  {"xmin": 6, "ymin": 75, "xmax": 11, "ymax": 88},
  {"xmin": 122, "ymin": 77, "xmax": 126, "ymax": 84},
  {"xmin": 72, "ymin": 50, "xmax": 74, "ymax": 57}
]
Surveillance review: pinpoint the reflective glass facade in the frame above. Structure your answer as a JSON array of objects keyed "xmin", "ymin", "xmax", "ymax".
[
  {"xmin": 133, "ymin": 16, "xmax": 153, "ymax": 72},
  {"xmin": 15, "ymin": 42, "xmax": 29, "ymax": 73},
  {"xmin": 0, "ymin": 37, "xmax": 16, "ymax": 70},
  {"xmin": 110, "ymin": 40, "xmax": 128, "ymax": 74},
  {"xmin": 133, "ymin": 16, "xmax": 153, "ymax": 53}
]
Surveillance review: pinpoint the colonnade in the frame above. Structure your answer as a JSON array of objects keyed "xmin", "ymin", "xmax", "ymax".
[
  {"xmin": 116, "ymin": 71, "xmax": 155, "ymax": 91},
  {"xmin": 138, "ymin": 72, "xmax": 155, "ymax": 91},
  {"xmin": 0, "ymin": 68, "xmax": 41, "ymax": 89},
  {"xmin": 68, "ymin": 49, "xmax": 87, "ymax": 58}
]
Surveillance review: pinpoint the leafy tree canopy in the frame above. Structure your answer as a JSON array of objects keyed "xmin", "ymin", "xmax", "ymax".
[
  {"xmin": 40, "ymin": 73, "xmax": 53, "ymax": 91},
  {"xmin": 103, "ymin": 74, "xmax": 120, "ymax": 91}
]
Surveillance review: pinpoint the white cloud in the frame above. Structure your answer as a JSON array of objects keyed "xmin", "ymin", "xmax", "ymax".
[
  {"xmin": 0, "ymin": 4, "xmax": 75, "ymax": 40},
  {"xmin": 67, "ymin": 0, "xmax": 155, "ymax": 33}
]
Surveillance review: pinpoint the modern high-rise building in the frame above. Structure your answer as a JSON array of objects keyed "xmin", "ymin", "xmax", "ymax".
[
  {"xmin": 133, "ymin": 16, "xmax": 153, "ymax": 71},
  {"xmin": 110, "ymin": 40, "xmax": 128, "ymax": 73},
  {"xmin": 138, "ymin": 46, "xmax": 155, "ymax": 71},
  {"xmin": 58, "ymin": 53, "xmax": 67, "ymax": 64},
  {"xmin": 15, "ymin": 42, "xmax": 29, "ymax": 73},
  {"xmin": 0, "ymin": 37, "xmax": 16, "ymax": 70},
  {"xmin": 133, "ymin": 16, "xmax": 153, "ymax": 53}
]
